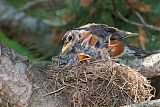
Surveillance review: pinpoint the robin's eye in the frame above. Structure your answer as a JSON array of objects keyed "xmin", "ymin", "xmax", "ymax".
[{"xmin": 68, "ymin": 36, "xmax": 72, "ymax": 41}]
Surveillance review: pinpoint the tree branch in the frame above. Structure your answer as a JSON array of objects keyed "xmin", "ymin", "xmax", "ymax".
[
  {"xmin": 0, "ymin": 40, "xmax": 71, "ymax": 107},
  {"xmin": 133, "ymin": 10, "xmax": 147, "ymax": 25},
  {"xmin": 0, "ymin": 38, "xmax": 160, "ymax": 106},
  {"xmin": 122, "ymin": 99, "xmax": 160, "ymax": 107},
  {"xmin": 112, "ymin": 0, "xmax": 160, "ymax": 31},
  {"xmin": 21, "ymin": 0, "xmax": 51, "ymax": 11},
  {"xmin": 0, "ymin": 0, "xmax": 60, "ymax": 59}
]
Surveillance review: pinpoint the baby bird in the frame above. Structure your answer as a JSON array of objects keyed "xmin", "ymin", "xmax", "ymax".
[{"xmin": 58, "ymin": 23, "xmax": 139, "ymax": 67}]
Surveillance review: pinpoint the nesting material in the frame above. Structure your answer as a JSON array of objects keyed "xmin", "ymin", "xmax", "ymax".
[{"xmin": 49, "ymin": 60, "xmax": 155, "ymax": 107}]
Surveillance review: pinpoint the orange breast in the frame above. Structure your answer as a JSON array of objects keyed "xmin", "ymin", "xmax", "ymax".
[
  {"xmin": 80, "ymin": 31, "xmax": 90, "ymax": 40},
  {"xmin": 109, "ymin": 39, "xmax": 124, "ymax": 57},
  {"xmin": 80, "ymin": 31, "xmax": 99, "ymax": 47},
  {"xmin": 88, "ymin": 34, "xmax": 99, "ymax": 46}
]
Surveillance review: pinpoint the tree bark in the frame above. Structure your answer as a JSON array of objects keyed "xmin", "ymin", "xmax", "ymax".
[
  {"xmin": 126, "ymin": 53, "xmax": 160, "ymax": 99},
  {"xmin": 0, "ymin": 40, "xmax": 71, "ymax": 107},
  {"xmin": 138, "ymin": 52, "xmax": 160, "ymax": 78},
  {"xmin": 120, "ymin": 52, "xmax": 160, "ymax": 78},
  {"xmin": 0, "ymin": 0, "xmax": 60, "ymax": 59},
  {"xmin": 121, "ymin": 99, "xmax": 160, "ymax": 107},
  {"xmin": 1, "ymin": 39, "xmax": 160, "ymax": 106}
]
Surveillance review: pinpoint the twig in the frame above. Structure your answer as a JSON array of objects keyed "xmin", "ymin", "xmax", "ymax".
[
  {"xmin": 112, "ymin": 0, "xmax": 160, "ymax": 31},
  {"xmin": 43, "ymin": 86, "xmax": 67, "ymax": 97},
  {"xmin": 21, "ymin": 0, "xmax": 51, "ymax": 10},
  {"xmin": 133, "ymin": 10, "xmax": 160, "ymax": 31},
  {"xmin": 133, "ymin": 10, "xmax": 147, "ymax": 25}
]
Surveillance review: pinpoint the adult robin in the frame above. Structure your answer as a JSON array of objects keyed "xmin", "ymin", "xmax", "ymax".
[
  {"xmin": 59, "ymin": 23, "xmax": 138, "ymax": 67},
  {"xmin": 62, "ymin": 23, "xmax": 138, "ymax": 54},
  {"xmin": 107, "ymin": 38, "xmax": 152, "ymax": 58},
  {"xmin": 72, "ymin": 23, "xmax": 138, "ymax": 48}
]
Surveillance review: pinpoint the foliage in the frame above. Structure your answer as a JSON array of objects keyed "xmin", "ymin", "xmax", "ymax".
[
  {"xmin": 5, "ymin": 0, "xmax": 160, "ymax": 59},
  {"xmin": 0, "ymin": 31, "xmax": 34, "ymax": 60}
]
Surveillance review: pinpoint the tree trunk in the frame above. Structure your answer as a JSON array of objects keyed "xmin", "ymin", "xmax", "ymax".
[{"xmin": 0, "ymin": 40, "xmax": 71, "ymax": 107}]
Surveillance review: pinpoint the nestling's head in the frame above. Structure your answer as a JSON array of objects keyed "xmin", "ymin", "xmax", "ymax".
[{"xmin": 61, "ymin": 30, "xmax": 80, "ymax": 54}]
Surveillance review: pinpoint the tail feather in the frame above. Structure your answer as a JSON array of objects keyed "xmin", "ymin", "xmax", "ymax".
[{"xmin": 126, "ymin": 44, "xmax": 153, "ymax": 58}]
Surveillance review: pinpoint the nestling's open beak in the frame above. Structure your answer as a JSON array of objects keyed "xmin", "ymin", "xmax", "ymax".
[
  {"xmin": 61, "ymin": 41, "xmax": 72, "ymax": 54},
  {"xmin": 78, "ymin": 53, "xmax": 92, "ymax": 62}
]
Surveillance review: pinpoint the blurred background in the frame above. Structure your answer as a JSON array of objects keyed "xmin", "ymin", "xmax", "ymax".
[{"xmin": 0, "ymin": 0, "xmax": 160, "ymax": 61}]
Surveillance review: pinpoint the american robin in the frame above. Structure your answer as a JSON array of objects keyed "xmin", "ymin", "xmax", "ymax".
[
  {"xmin": 59, "ymin": 34, "xmax": 93, "ymax": 67},
  {"xmin": 61, "ymin": 30, "xmax": 80, "ymax": 53},
  {"xmin": 107, "ymin": 38, "xmax": 152, "ymax": 59},
  {"xmin": 59, "ymin": 23, "xmax": 139, "ymax": 67},
  {"xmin": 73, "ymin": 23, "xmax": 138, "ymax": 48},
  {"xmin": 58, "ymin": 45, "xmax": 110, "ymax": 67},
  {"xmin": 61, "ymin": 23, "xmax": 138, "ymax": 54},
  {"xmin": 60, "ymin": 30, "xmax": 109, "ymax": 66},
  {"xmin": 73, "ymin": 23, "xmax": 137, "ymax": 39},
  {"xmin": 111, "ymin": 39, "xmax": 159, "ymax": 69},
  {"xmin": 58, "ymin": 51, "xmax": 78, "ymax": 67}
]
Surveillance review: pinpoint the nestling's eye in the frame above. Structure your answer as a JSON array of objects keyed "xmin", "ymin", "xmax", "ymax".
[{"xmin": 68, "ymin": 35, "xmax": 72, "ymax": 41}]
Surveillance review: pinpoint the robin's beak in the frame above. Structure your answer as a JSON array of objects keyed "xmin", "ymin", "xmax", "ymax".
[
  {"xmin": 125, "ymin": 32, "xmax": 138, "ymax": 38},
  {"xmin": 61, "ymin": 41, "xmax": 72, "ymax": 54}
]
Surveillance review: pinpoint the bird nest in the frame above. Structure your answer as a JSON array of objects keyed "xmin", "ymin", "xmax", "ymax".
[{"xmin": 47, "ymin": 60, "xmax": 155, "ymax": 107}]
